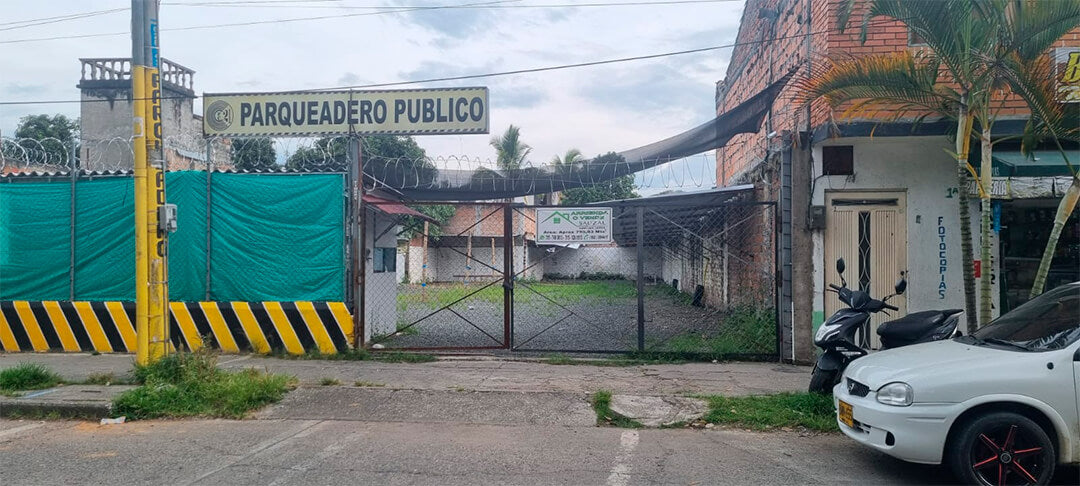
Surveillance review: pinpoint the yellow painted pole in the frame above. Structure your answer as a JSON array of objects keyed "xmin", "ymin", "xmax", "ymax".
[
  {"xmin": 147, "ymin": 68, "xmax": 168, "ymax": 362},
  {"xmin": 132, "ymin": 0, "xmax": 168, "ymax": 364},
  {"xmin": 132, "ymin": 2, "xmax": 150, "ymax": 365}
]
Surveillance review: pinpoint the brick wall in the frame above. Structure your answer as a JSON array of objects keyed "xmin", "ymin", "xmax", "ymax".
[{"xmin": 716, "ymin": 0, "xmax": 1080, "ymax": 185}]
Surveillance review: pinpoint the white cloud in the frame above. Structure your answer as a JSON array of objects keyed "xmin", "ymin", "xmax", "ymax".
[{"xmin": 0, "ymin": 0, "xmax": 745, "ymax": 191}]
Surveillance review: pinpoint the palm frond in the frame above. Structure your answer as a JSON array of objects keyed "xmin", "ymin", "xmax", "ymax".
[{"xmin": 793, "ymin": 51, "xmax": 959, "ymax": 121}]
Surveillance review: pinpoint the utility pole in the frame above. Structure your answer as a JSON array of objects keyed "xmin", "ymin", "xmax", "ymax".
[{"xmin": 132, "ymin": 0, "xmax": 169, "ymax": 364}]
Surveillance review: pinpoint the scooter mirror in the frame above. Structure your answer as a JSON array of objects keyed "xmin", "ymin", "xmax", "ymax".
[
  {"xmin": 836, "ymin": 258, "xmax": 846, "ymax": 275},
  {"xmin": 895, "ymin": 277, "xmax": 907, "ymax": 295}
]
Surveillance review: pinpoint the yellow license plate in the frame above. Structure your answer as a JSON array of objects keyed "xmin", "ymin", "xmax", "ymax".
[{"xmin": 838, "ymin": 400, "xmax": 854, "ymax": 428}]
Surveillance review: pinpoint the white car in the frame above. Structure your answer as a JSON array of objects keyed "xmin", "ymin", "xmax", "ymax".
[{"xmin": 834, "ymin": 282, "xmax": 1079, "ymax": 485}]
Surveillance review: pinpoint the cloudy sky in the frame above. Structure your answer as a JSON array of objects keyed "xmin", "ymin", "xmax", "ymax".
[{"xmin": 1, "ymin": 0, "xmax": 745, "ymax": 192}]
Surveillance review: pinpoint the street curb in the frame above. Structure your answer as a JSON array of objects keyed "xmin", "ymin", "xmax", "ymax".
[{"xmin": 0, "ymin": 398, "xmax": 113, "ymax": 419}]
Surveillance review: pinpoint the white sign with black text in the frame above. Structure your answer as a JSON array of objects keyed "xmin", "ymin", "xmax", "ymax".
[{"xmin": 536, "ymin": 208, "xmax": 613, "ymax": 244}]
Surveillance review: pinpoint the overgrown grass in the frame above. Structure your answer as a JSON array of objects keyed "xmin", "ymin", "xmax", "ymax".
[
  {"xmin": 0, "ymin": 363, "xmax": 63, "ymax": 392},
  {"xmin": 398, "ymin": 280, "xmax": 640, "ymax": 312},
  {"xmin": 113, "ymin": 351, "xmax": 295, "ymax": 420},
  {"xmin": 698, "ymin": 392, "xmax": 836, "ymax": 432},
  {"xmin": 592, "ymin": 390, "xmax": 643, "ymax": 428},
  {"xmin": 655, "ymin": 306, "xmax": 776, "ymax": 357},
  {"xmin": 354, "ymin": 381, "xmax": 385, "ymax": 387},
  {"xmin": 319, "ymin": 377, "xmax": 342, "ymax": 386}
]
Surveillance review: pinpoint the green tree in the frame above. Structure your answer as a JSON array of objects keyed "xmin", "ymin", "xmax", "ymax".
[
  {"xmin": 1021, "ymin": 69, "xmax": 1080, "ymax": 297},
  {"xmin": 231, "ymin": 138, "xmax": 277, "ymax": 171},
  {"xmin": 559, "ymin": 152, "xmax": 638, "ymax": 205},
  {"xmin": 801, "ymin": 0, "xmax": 1080, "ymax": 331},
  {"xmin": 13, "ymin": 114, "xmax": 79, "ymax": 168},
  {"xmin": 539, "ymin": 149, "xmax": 585, "ymax": 205},
  {"xmin": 490, "ymin": 125, "xmax": 531, "ymax": 170},
  {"xmin": 284, "ymin": 135, "xmax": 426, "ymax": 173},
  {"xmin": 551, "ymin": 148, "xmax": 583, "ymax": 167}
]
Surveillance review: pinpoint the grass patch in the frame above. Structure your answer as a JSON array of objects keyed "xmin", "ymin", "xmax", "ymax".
[
  {"xmin": 0, "ymin": 363, "xmax": 63, "ymax": 392},
  {"xmin": 654, "ymin": 305, "xmax": 776, "ymax": 358},
  {"xmin": 398, "ymin": 280, "xmax": 639, "ymax": 313},
  {"xmin": 354, "ymin": 381, "xmax": 385, "ymax": 387},
  {"xmin": 114, "ymin": 351, "xmax": 295, "ymax": 420},
  {"xmin": 698, "ymin": 392, "xmax": 836, "ymax": 432},
  {"xmin": 592, "ymin": 390, "xmax": 643, "ymax": 428},
  {"xmin": 319, "ymin": 377, "xmax": 342, "ymax": 386}
]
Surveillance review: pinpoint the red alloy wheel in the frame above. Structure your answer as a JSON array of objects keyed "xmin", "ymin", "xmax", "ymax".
[{"xmin": 953, "ymin": 413, "xmax": 1056, "ymax": 486}]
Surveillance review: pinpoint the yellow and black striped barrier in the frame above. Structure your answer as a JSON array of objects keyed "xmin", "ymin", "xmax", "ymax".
[{"xmin": 0, "ymin": 301, "xmax": 353, "ymax": 354}]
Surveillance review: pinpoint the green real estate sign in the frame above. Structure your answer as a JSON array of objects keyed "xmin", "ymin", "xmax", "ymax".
[{"xmin": 536, "ymin": 208, "xmax": 613, "ymax": 244}]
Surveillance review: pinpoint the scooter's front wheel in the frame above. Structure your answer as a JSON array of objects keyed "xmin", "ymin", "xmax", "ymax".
[{"xmin": 808, "ymin": 365, "xmax": 839, "ymax": 394}]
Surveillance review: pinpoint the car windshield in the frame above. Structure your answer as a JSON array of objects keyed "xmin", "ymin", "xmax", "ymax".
[{"xmin": 969, "ymin": 283, "xmax": 1080, "ymax": 351}]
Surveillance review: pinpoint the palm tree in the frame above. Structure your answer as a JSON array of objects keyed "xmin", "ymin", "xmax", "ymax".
[
  {"xmin": 542, "ymin": 149, "xmax": 586, "ymax": 205},
  {"xmin": 800, "ymin": 0, "xmax": 1080, "ymax": 332},
  {"xmin": 551, "ymin": 148, "xmax": 583, "ymax": 167},
  {"xmin": 1014, "ymin": 58, "xmax": 1080, "ymax": 297},
  {"xmin": 490, "ymin": 125, "xmax": 532, "ymax": 170}
]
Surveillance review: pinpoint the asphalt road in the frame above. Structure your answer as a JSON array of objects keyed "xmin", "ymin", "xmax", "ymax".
[{"xmin": 8, "ymin": 417, "xmax": 1073, "ymax": 486}]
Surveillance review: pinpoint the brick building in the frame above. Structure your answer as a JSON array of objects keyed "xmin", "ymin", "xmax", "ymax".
[
  {"xmin": 716, "ymin": 0, "xmax": 1080, "ymax": 362},
  {"xmin": 402, "ymin": 204, "xmax": 542, "ymax": 283}
]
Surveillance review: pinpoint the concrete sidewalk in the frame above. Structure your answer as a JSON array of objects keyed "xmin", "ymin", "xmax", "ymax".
[
  {"xmin": 0, "ymin": 353, "xmax": 811, "ymax": 423},
  {"xmin": 0, "ymin": 353, "xmax": 811, "ymax": 396}
]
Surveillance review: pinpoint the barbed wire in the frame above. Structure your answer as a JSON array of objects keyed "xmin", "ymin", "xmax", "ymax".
[{"xmin": 2, "ymin": 135, "xmax": 725, "ymax": 194}]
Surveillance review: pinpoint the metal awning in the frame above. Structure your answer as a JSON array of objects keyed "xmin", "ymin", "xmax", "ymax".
[
  {"xmin": 582, "ymin": 185, "xmax": 760, "ymax": 246},
  {"xmin": 990, "ymin": 150, "xmax": 1077, "ymax": 177},
  {"xmin": 363, "ymin": 194, "xmax": 436, "ymax": 222}
]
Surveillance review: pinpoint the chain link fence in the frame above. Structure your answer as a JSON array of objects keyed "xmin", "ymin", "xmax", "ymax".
[{"xmin": 365, "ymin": 192, "xmax": 779, "ymax": 359}]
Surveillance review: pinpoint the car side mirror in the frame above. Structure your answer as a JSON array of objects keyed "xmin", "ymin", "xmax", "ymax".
[
  {"xmin": 836, "ymin": 258, "xmax": 846, "ymax": 275},
  {"xmin": 894, "ymin": 275, "xmax": 907, "ymax": 295}
]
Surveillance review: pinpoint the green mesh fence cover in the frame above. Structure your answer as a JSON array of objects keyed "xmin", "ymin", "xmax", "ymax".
[
  {"xmin": 0, "ymin": 172, "xmax": 345, "ymax": 302},
  {"xmin": 167, "ymin": 172, "xmax": 208, "ymax": 301},
  {"xmin": 0, "ymin": 181, "xmax": 73, "ymax": 301},
  {"xmin": 73, "ymin": 177, "xmax": 135, "ymax": 301},
  {"xmin": 208, "ymin": 173, "xmax": 344, "ymax": 302}
]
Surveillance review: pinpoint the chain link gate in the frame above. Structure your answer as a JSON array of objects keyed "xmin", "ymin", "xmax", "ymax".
[
  {"xmin": 510, "ymin": 206, "xmax": 641, "ymax": 352},
  {"xmin": 364, "ymin": 202, "xmax": 512, "ymax": 350},
  {"xmin": 640, "ymin": 201, "xmax": 778, "ymax": 360},
  {"xmin": 360, "ymin": 189, "xmax": 778, "ymax": 360}
]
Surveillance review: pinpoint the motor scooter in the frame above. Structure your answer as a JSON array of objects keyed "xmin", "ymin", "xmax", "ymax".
[{"xmin": 809, "ymin": 257, "xmax": 963, "ymax": 393}]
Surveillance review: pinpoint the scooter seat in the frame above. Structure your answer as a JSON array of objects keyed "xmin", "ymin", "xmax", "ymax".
[{"xmin": 877, "ymin": 309, "xmax": 963, "ymax": 342}]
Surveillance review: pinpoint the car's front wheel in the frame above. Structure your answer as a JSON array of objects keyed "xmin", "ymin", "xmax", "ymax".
[{"xmin": 947, "ymin": 411, "xmax": 1056, "ymax": 486}]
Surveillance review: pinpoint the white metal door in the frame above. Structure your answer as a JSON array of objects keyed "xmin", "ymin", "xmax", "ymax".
[{"xmin": 824, "ymin": 191, "xmax": 907, "ymax": 349}]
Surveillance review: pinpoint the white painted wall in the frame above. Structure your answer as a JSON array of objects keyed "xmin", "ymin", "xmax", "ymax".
[
  {"xmin": 811, "ymin": 137, "xmax": 999, "ymax": 328},
  {"xmin": 543, "ymin": 246, "xmax": 662, "ymax": 280},
  {"xmin": 364, "ymin": 212, "xmax": 399, "ymax": 339}
]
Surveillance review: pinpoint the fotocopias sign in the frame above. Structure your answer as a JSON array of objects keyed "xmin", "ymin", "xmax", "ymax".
[{"xmin": 203, "ymin": 87, "xmax": 489, "ymax": 137}]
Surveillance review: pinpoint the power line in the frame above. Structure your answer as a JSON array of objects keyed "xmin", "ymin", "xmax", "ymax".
[
  {"xmin": 0, "ymin": 0, "xmax": 742, "ymax": 44},
  {"xmin": 0, "ymin": 0, "xmax": 519, "ymax": 44},
  {"xmin": 0, "ymin": 8, "xmax": 127, "ymax": 31},
  {"xmin": 0, "ymin": 16, "xmax": 909, "ymax": 106},
  {"xmin": 166, "ymin": 0, "xmax": 743, "ymax": 9}
]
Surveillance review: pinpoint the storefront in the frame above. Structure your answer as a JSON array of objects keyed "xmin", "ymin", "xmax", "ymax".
[
  {"xmin": 976, "ymin": 148, "xmax": 1080, "ymax": 313},
  {"xmin": 999, "ymin": 198, "xmax": 1079, "ymax": 312}
]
